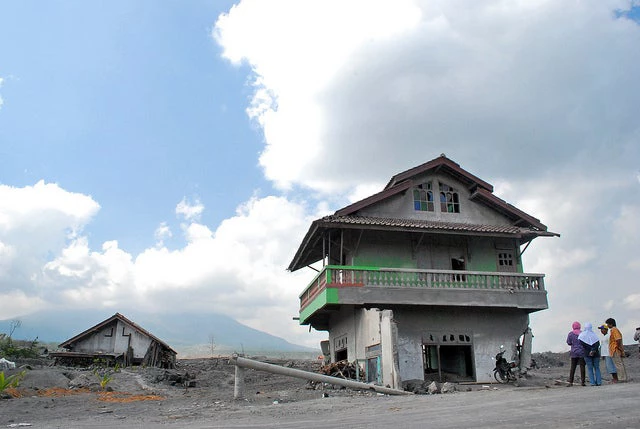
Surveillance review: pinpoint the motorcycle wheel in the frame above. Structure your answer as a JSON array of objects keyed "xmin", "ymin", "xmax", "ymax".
[
  {"xmin": 493, "ymin": 369, "xmax": 508, "ymax": 384},
  {"xmin": 507, "ymin": 370, "xmax": 518, "ymax": 382}
]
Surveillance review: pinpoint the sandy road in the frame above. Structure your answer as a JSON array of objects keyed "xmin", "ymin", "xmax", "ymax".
[{"xmin": 4, "ymin": 381, "xmax": 638, "ymax": 429}]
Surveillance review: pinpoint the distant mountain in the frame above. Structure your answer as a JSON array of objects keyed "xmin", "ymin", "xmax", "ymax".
[{"xmin": 0, "ymin": 309, "xmax": 318, "ymax": 356}]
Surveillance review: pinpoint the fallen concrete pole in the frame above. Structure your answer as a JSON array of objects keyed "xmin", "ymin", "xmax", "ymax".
[{"xmin": 230, "ymin": 354, "xmax": 411, "ymax": 398}]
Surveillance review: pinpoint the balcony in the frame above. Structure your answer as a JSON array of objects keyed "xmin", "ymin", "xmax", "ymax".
[{"xmin": 299, "ymin": 265, "xmax": 547, "ymax": 327}]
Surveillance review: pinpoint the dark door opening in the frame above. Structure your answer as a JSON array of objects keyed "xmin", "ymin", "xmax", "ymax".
[
  {"xmin": 451, "ymin": 257, "xmax": 466, "ymax": 282},
  {"xmin": 423, "ymin": 344, "xmax": 474, "ymax": 382},
  {"xmin": 366, "ymin": 356, "xmax": 381, "ymax": 383},
  {"xmin": 335, "ymin": 348, "xmax": 347, "ymax": 362}
]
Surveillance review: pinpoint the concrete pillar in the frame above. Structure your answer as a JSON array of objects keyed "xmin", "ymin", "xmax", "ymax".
[
  {"xmin": 234, "ymin": 364, "xmax": 245, "ymax": 399},
  {"xmin": 521, "ymin": 327, "xmax": 533, "ymax": 370},
  {"xmin": 380, "ymin": 310, "xmax": 401, "ymax": 389}
]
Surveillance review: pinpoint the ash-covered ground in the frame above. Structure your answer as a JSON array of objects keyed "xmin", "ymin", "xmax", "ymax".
[{"xmin": 1, "ymin": 347, "xmax": 639, "ymax": 428}]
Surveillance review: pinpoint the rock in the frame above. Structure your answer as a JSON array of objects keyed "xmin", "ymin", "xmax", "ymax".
[
  {"xmin": 0, "ymin": 358, "xmax": 16, "ymax": 369},
  {"xmin": 441, "ymin": 382, "xmax": 456, "ymax": 393},
  {"xmin": 427, "ymin": 381, "xmax": 439, "ymax": 394}
]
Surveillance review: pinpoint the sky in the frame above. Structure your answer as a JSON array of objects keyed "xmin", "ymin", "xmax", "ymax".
[{"xmin": 0, "ymin": 0, "xmax": 639, "ymax": 353}]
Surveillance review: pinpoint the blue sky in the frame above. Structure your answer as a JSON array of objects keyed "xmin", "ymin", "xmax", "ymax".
[
  {"xmin": 1, "ymin": 1, "xmax": 639, "ymax": 353},
  {"xmin": 0, "ymin": 1, "xmax": 263, "ymax": 253}
]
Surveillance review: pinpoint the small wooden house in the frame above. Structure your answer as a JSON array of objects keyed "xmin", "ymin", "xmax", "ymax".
[{"xmin": 52, "ymin": 313, "xmax": 176, "ymax": 368}]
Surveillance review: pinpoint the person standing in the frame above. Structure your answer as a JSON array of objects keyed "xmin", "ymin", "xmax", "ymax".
[
  {"xmin": 578, "ymin": 323, "xmax": 601, "ymax": 386},
  {"xmin": 598, "ymin": 324, "xmax": 617, "ymax": 382},
  {"xmin": 605, "ymin": 318, "xmax": 627, "ymax": 382},
  {"xmin": 633, "ymin": 327, "xmax": 640, "ymax": 357},
  {"xmin": 566, "ymin": 321, "xmax": 586, "ymax": 386}
]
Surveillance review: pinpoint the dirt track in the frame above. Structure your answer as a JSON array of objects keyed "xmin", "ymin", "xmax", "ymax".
[{"xmin": 1, "ymin": 350, "xmax": 639, "ymax": 428}]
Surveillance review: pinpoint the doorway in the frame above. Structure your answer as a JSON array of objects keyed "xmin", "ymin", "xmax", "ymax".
[{"xmin": 422, "ymin": 340, "xmax": 474, "ymax": 382}]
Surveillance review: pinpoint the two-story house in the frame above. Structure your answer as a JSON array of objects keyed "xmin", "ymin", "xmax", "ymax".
[{"xmin": 288, "ymin": 155, "xmax": 558, "ymax": 387}]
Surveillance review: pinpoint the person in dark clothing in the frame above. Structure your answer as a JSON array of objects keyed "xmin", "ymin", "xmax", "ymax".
[
  {"xmin": 566, "ymin": 321, "xmax": 586, "ymax": 386},
  {"xmin": 578, "ymin": 322, "xmax": 601, "ymax": 386}
]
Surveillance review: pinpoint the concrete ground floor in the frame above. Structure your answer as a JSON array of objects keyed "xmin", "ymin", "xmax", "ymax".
[{"xmin": 324, "ymin": 305, "xmax": 535, "ymax": 387}]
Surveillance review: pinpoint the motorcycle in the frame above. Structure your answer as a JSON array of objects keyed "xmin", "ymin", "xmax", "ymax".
[{"xmin": 493, "ymin": 345, "xmax": 518, "ymax": 383}]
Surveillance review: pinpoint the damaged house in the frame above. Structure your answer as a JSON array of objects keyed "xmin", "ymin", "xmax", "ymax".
[
  {"xmin": 51, "ymin": 313, "xmax": 176, "ymax": 368},
  {"xmin": 288, "ymin": 155, "xmax": 558, "ymax": 386}
]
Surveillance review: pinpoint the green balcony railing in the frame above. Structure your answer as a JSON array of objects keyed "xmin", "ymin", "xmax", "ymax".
[{"xmin": 299, "ymin": 265, "xmax": 545, "ymax": 310}]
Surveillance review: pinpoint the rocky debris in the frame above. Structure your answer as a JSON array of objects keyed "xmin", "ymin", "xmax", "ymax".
[
  {"xmin": 401, "ymin": 379, "xmax": 456, "ymax": 394},
  {"xmin": 441, "ymin": 382, "xmax": 456, "ymax": 393},
  {"xmin": 531, "ymin": 351, "xmax": 566, "ymax": 368},
  {"xmin": 318, "ymin": 359, "xmax": 363, "ymax": 381},
  {"xmin": 0, "ymin": 358, "xmax": 16, "ymax": 369}
]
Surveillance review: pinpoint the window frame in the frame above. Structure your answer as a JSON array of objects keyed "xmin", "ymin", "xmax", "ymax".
[
  {"xmin": 413, "ymin": 182, "xmax": 435, "ymax": 212},
  {"xmin": 439, "ymin": 183, "xmax": 460, "ymax": 213}
]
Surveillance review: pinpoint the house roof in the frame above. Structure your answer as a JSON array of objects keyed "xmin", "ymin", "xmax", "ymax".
[
  {"xmin": 59, "ymin": 313, "xmax": 176, "ymax": 354},
  {"xmin": 385, "ymin": 154, "xmax": 493, "ymax": 192},
  {"xmin": 288, "ymin": 215, "xmax": 559, "ymax": 271},
  {"xmin": 289, "ymin": 155, "xmax": 559, "ymax": 271},
  {"xmin": 337, "ymin": 155, "xmax": 546, "ymax": 230}
]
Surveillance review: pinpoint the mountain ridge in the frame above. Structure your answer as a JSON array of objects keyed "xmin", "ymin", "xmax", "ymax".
[{"xmin": 0, "ymin": 309, "xmax": 318, "ymax": 355}]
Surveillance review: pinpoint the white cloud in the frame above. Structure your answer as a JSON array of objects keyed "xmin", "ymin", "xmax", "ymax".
[
  {"xmin": 624, "ymin": 294, "xmax": 640, "ymax": 310},
  {"xmin": 0, "ymin": 181, "xmax": 325, "ymax": 348},
  {"xmin": 0, "ymin": 181, "xmax": 100, "ymax": 300},
  {"xmin": 176, "ymin": 197, "xmax": 204, "ymax": 222},
  {"xmin": 3, "ymin": 0, "xmax": 639, "ymax": 355},
  {"xmin": 215, "ymin": 0, "xmax": 640, "ymax": 195},
  {"xmin": 154, "ymin": 222, "xmax": 172, "ymax": 247},
  {"xmin": 214, "ymin": 0, "xmax": 640, "ymax": 352}
]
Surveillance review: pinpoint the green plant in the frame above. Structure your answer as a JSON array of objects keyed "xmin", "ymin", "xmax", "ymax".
[
  {"xmin": 0, "ymin": 370, "xmax": 26, "ymax": 392},
  {"xmin": 93, "ymin": 369, "xmax": 113, "ymax": 390},
  {"xmin": 0, "ymin": 334, "xmax": 40, "ymax": 359}
]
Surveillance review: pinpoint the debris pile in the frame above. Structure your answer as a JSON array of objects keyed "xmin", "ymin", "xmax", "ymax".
[{"xmin": 318, "ymin": 360, "xmax": 363, "ymax": 381}]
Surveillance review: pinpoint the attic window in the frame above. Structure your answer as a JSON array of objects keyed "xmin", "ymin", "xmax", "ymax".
[
  {"xmin": 413, "ymin": 182, "xmax": 434, "ymax": 212},
  {"xmin": 439, "ymin": 183, "xmax": 460, "ymax": 213}
]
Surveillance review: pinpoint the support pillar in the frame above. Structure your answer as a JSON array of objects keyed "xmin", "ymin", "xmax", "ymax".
[
  {"xmin": 234, "ymin": 364, "xmax": 245, "ymax": 399},
  {"xmin": 521, "ymin": 327, "xmax": 533, "ymax": 370}
]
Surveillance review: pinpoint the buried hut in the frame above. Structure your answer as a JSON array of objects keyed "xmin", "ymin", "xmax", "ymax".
[
  {"xmin": 288, "ymin": 154, "xmax": 559, "ymax": 387},
  {"xmin": 51, "ymin": 313, "xmax": 176, "ymax": 368}
]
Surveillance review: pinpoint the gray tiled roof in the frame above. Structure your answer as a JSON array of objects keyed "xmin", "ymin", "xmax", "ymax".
[{"xmin": 318, "ymin": 215, "xmax": 541, "ymax": 235}]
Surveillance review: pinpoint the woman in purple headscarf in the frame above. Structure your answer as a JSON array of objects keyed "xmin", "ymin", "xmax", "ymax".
[
  {"xmin": 566, "ymin": 321, "xmax": 586, "ymax": 386},
  {"xmin": 578, "ymin": 322, "xmax": 602, "ymax": 386}
]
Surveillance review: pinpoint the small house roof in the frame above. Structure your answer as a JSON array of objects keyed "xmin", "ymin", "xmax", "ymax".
[{"xmin": 59, "ymin": 313, "xmax": 176, "ymax": 355}]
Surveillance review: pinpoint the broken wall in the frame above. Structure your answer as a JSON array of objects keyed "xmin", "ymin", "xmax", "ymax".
[
  {"xmin": 393, "ymin": 306, "xmax": 530, "ymax": 383},
  {"xmin": 327, "ymin": 306, "xmax": 399, "ymax": 388},
  {"xmin": 71, "ymin": 320, "xmax": 153, "ymax": 359}
]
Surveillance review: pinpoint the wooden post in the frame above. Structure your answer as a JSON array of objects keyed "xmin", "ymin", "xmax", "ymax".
[{"xmin": 234, "ymin": 364, "xmax": 245, "ymax": 400}]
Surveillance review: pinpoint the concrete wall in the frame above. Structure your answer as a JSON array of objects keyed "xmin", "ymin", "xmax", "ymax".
[
  {"xmin": 327, "ymin": 306, "xmax": 400, "ymax": 388},
  {"xmin": 358, "ymin": 173, "xmax": 513, "ymax": 226},
  {"xmin": 344, "ymin": 173, "xmax": 523, "ymax": 272},
  {"xmin": 73, "ymin": 320, "xmax": 153, "ymax": 359},
  {"xmin": 344, "ymin": 229, "xmax": 520, "ymax": 273},
  {"xmin": 393, "ymin": 306, "xmax": 529, "ymax": 383},
  {"xmin": 327, "ymin": 305, "xmax": 531, "ymax": 384}
]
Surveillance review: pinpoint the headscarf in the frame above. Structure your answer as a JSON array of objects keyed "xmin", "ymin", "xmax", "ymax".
[
  {"xmin": 572, "ymin": 321, "xmax": 581, "ymax": 336},
  {"xmin": 578, "ymin": 322, "xmax": 599, "ymax": 346}
]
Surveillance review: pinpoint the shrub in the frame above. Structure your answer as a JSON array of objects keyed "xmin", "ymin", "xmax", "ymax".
[{"xmin": 0, "ymin": 370, "xmax": 26, "ymax": 393}]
